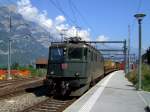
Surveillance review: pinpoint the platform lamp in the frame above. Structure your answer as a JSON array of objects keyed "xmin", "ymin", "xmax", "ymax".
[{"xmin": 134, "ymin": 13, "xmax": 146, "ymax": 90}]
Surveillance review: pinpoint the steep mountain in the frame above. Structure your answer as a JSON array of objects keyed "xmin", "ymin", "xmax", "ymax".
[{"xmin": 0, "ymin": 6, "xmax": 51, "ymax": 66}]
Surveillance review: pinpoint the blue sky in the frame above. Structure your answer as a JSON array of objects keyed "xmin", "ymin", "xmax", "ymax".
[
  {"xmin": 31, "ymin": 0, "xmax": 150, "ymax": 49},
  {"xmin": 32, "ymin": 0, "xmax": 150, "ymax": 48},
  {"xmin": 1, "ymin": 0, "xmax": 150, "ymax": 50}
]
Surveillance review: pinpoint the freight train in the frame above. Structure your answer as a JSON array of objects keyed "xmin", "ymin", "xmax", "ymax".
[
  {"xmin": 45, "ymin": 37, "xmax": 116, "ymax": 96},
  {"xmin": 104, "ymin": 60, "xmax": 118, "ymax": 74}
]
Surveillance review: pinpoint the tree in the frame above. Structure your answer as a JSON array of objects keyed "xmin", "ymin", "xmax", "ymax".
[
  {"xmin": 146, "ymin": 47, "xmax": 150, "ymax": 65},
  {"xmin": 11, "ymin": 62, "xmax": 19, "ymax": 69}
]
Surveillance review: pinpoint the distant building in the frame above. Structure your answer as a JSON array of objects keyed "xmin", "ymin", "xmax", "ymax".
[{"xmin": 35, "ymin": 58, "xmax": 48, "ymax": 69}]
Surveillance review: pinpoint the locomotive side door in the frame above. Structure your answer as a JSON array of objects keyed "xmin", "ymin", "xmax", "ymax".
[{"xmin": 86, "ymin": 48, "xmax": 93, "ymax": 83}]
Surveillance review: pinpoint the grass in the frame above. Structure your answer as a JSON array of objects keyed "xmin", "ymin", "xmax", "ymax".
[
  {"xmin": 18, "ymin": 66, "xmax": 47, "ymax": 78},
  {"xmin": 0, "ymin": 65, "xmax": 47, "ymax": 79},
  {"xmin": 126, "ymin": 64, "xmax": 150, "ymax": 91}
]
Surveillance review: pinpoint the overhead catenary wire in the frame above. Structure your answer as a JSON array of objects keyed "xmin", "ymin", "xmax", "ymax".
[
  {"xmin": 130, "ymin": 0, "xmax": 143, "ymax": 47},
  {"xmin": 49, "ymin": 0, "xmax": 95, "ymax": 36},
  {"xmin": 132, "ymin": 0, "xmax": 143, "ymax": 27},
  {"xmin": 55, "ymin": 0, "xmax": 78, "ymax": 25},
  {"xmin": 136, "ymin": 0, "xmax": 142, "ymax": 13},
  {"xmin": 131, "ymin": 0, "xmax": 143, "ymax": 26},
  {"xmin": 48, "ymin": 0, "xmax": 77, "ymax": 26},
  {"xmin": 68, "ymin": 0, "xmax": 78, "ymax": 26},
  {"xmin": 69, "ymin": 0, "xmax": 95, "ymax": 32}
]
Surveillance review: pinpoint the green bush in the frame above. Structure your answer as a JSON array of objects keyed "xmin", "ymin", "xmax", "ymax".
[
  {"xmin": 126, "ymin": 64, "xmax": 150, "ymax": 91},
  {"xmin": 142, "ymin": 64, "xmax": 150, "ymax": 91},
  {"xmin": 11, "ymin": 64, "xmax": 47, "ymax": 78},
  {"xmin": 26, "ymin": 66, "xmax": 47, "ymax": 77},
  {"xmin": 126, "ymin": 70, "xmax": 137, "ymax": 85}
]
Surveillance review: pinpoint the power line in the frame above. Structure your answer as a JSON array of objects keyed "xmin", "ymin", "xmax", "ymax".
[
  {"xmin": 68, "ymin": 0, "xmax": 78, "ymax": 25},
  {"xmin": 69, "ymin": 0, "xmax": 94, "ymax": 31},
  {"xmin": 130, "ymin": 0, "xmax": 143, "ymax": 42},
  {"xmin": 136, "ymin": 0, "xmax": 142, "ymax": 13},
  {"xmin": 48, "ymin": 0, "xmax": 77, "ymax": 26}
]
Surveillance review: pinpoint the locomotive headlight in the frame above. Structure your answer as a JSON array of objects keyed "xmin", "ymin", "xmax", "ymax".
[
  {"xmin": 75, "ymin": 72, "xmax": 79, "ymax": 77},
  {"xmin": 63, "ymin": 48, "xmax": 67, "ymax": 54},
  {"xmin": 83, "ymin": 45, "xmax": 86, "ymax": 48},
  {"xmin": 50, "ymin": 71, "xmax": 54, "ymax": 74}
]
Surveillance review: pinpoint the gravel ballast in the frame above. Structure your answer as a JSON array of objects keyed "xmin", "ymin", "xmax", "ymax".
[{"xmin": 0, "ymin": 92, "xmax": 49, "ymax": 112}]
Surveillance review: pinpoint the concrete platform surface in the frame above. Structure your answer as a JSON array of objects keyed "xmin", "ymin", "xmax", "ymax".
[
  {"xmin": 139, "ymin": 91, "xmax": 150, "ymax": 109},
  {"xmin": 64, "ymin": 70, "xmax": 148, "ymax": 112}
]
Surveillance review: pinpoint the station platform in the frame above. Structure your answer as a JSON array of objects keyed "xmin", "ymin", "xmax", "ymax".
[{"xmin": 64, "ymin": 70, "xmax": 148, "ymax": 112}]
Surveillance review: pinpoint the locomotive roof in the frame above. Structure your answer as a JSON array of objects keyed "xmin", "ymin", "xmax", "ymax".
[
  {"xmin": 50, "ymin": 41, "xmax": 101, "ymax": 54},
  {"xmin": 50, "ymin": 42, "xmax": 87, "ymax": 48}
]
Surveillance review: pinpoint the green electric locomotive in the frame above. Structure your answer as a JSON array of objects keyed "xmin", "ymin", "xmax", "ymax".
[{"xmin": 45, "ymin": 38, "xmax": 104, "ymax": 96}]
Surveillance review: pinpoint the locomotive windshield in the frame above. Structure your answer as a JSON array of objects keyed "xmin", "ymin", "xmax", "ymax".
[
  {"xmin": 68, "ymin": 48, "xmax": 82, "ymax": 60},
  {"xmin": 50, "ymin": 48, "xmax": 64, "ymax": 61}
]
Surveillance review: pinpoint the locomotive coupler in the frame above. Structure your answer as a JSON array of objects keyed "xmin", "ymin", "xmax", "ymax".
[{"xmin": 61, "ymin": 81, "xmax": 70, "ymax": 96}]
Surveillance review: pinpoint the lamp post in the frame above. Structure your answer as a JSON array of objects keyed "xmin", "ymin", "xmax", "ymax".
[{"xmin": 134, "ymin": 13, "xmax": 146, "ymax": 90}]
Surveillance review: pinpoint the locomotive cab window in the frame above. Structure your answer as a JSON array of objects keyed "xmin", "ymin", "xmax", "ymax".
[
  {"xmin": 50, "ymin": 48, "xmax": 64, "ymax": 61},
  {"xmin": 68, "ymin": 48, "xmax": 83, "ymax": 60}
]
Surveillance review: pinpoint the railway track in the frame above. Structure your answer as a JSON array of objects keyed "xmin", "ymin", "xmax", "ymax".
[
  {"xmin": 20, "ymin": 71, "xmax": 112, "ymax": 112},
  {"xmin": 0, "ymin": 77, "xmax": 44, "ymax": 97},
  {"xmin": 21, "ymin": 97, "xmax": 76, "ymax": 112},
  {"xmin": 0, "ymin": 77, "xmax": 39, "ymax": 83}
]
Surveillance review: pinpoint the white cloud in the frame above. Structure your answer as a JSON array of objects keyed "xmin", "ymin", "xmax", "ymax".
[
  {"xmin": 78, "ymin": 29, "xmax": 90, "ymax": 41},
  {"xmin": 96, "ymin": 35, "xmax": 109, "ymax": 41},
  {"xmin": 16, "ymin": 0, "xmax": 91, "ymax": 47},
  {"xmin": 0, "ymin": 49, "xmax": 8, "ymax": 55},
  {"xmin": 56, "ymin": 26, "xmax": 90, "ymax": 41},
  {"xmin": 0, "ymin": 20, "xmax": 9, "ymax": 31},
  {"xmin": 37, "ymin": 37, "xmax": 50, "ymax": 48},
  {"xmin": 55, "ymin": 15, "xmax": 66, "ymax": 25},
  {"xmin": 67, "ymin": 27, "xmax": 90, "ymax": 41},
  {"xmin": 15, "ymin": 25, "xmax": 27, "ymax": 30},
  {"xmin": 55, "ymin": 24, "xmax": 69, "ymax": 32},
  {"xmin": 17, "ymin": 0, "xmax": 53, "ymax": 30},
  {"xmin": 0, "ymin": 40, "xmax": 4, "ymax": 43},
  {"xmin": 8, "ymin": 5, "xmax": 17, "ymax": 12},
  {"xmin": 37, "ymin": 37, "xmax": 49, "ymax": 43}
]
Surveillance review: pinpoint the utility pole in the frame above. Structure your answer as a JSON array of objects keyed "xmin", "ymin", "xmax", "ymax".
[
  {"xmin": 124, "ymin": 40, "xmax": 127, "ymax": 74},
  {"xmin": 128, "ymin": 25, "xmax": 131, "ymax": 73},
  {"xmin": 7, "ymin": 13, "xmax": 12, "ymax": 80},
  {"xmin": 7, "ymin": 11, "xmax": 30, "ymax": 80}
]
